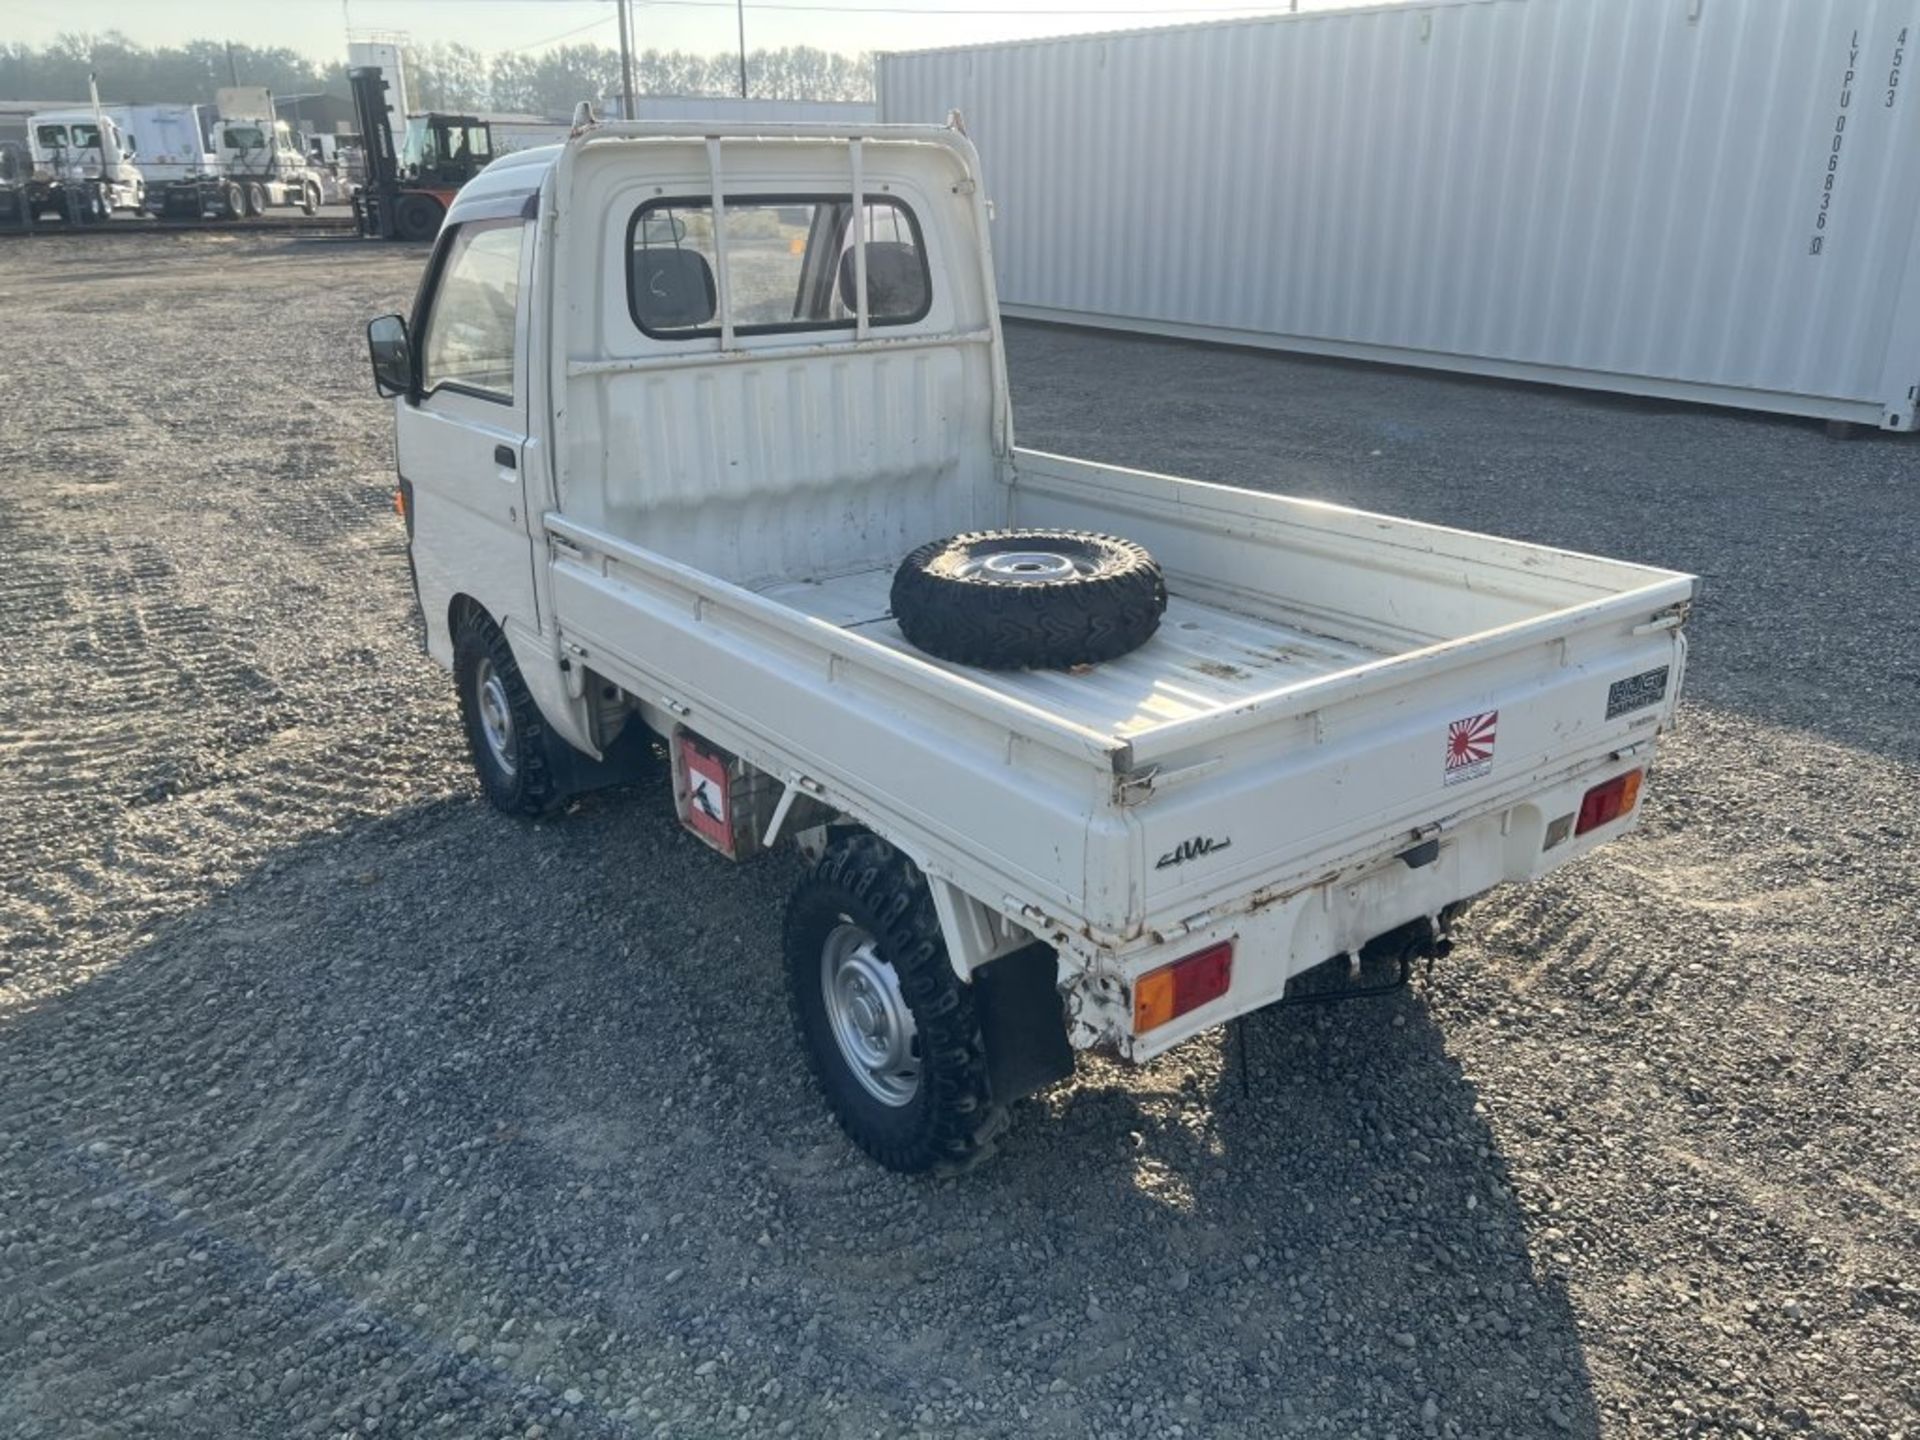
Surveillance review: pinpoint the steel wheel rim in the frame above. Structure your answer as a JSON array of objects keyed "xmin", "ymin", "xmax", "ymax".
[
  {"xmin": 474, "ymin": 657, "xmax": 518, "ymax": 777},
  {"xmin": 955, "ymin": 550, "xmax": 1089, "ymax": 583},
  {"xmin": 821, "ymin": 921, "xmax": 919, "ymax": 1107}
]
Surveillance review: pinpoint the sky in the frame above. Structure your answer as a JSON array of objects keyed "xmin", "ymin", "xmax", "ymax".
[{"xmin": 0, "ymin": 0, "xmax": 1389, "ymax": 63}]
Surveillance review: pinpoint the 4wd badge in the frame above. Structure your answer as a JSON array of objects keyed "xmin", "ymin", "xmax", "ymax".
[
  {"xmin": 1156, "ymin": 835, "xmax": 1231, "ymax": 869},
  {"xmin": 1443, "ymin": 709, "xmax": 1498, "ymax": 786}
]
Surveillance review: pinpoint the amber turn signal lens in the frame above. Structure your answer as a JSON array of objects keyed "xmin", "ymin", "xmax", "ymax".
[
  {"xmin": 1134, "ymin": 941, "xmax": 1234, "ymax": 1033},
  {"xmin": 393, "ymin": 488, "xmax": 407, "ymax": 519}
]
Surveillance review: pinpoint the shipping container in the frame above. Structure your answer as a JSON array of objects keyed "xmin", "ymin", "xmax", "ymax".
[{"xmin": 879, "ymin": 0, "xmax": 1920, "ymax": 431}]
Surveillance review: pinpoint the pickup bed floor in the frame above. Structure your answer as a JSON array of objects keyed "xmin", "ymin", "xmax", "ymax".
[{"xmin": 760, "ymin": 564, "xmax": 1387, "ymax": 739}]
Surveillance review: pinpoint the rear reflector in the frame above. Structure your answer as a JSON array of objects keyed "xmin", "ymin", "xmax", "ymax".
[
  {"xmin": 1134, "ymin": 941, "xmax": 1234, "ymax": 1033},
  {"xmin": 1576, "ymin": 769, "xmax": 1644, "ymax": 836}
]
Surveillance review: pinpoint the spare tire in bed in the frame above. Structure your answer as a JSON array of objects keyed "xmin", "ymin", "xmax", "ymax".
[{"xmin": 889, "ymin": 529, "xmax": 1168, "ymax": 669}]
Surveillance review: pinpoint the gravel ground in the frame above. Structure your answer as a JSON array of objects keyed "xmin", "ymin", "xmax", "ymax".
[{"xmin": 1, "ymin": 234, "xmax": 1915, "ymax": 1440}]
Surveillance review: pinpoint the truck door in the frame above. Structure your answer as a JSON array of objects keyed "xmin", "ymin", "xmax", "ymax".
[{"xmin": 397, "ymin": 216, "xmax": 541, "ymax": 635}]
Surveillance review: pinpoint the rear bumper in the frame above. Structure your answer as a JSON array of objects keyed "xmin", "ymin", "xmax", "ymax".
[{"xmin": 1069, "ymin": 753, "xmax": 1654, "ymax": 1062}]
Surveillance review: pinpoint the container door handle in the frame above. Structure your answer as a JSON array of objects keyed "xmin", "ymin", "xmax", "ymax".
[{"xmin": 494, "ymin": 444, "xmax": 517, "ymax": 469}]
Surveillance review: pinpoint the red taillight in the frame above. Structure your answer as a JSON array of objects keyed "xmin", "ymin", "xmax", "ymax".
[
  {"xmin": 1576, "ymin": 769, "xmax": 1644, "ymax": 836},
  {"xmin": 1134, "ymin": 941, "xmax": 1234, "ymax": 1033}
]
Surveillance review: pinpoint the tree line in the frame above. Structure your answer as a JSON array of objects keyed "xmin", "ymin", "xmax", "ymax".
[
  {"xmin": 1, "ymin": 35, "xmax": 335, "ymax": 106},
  {"xmin": 1, "ymin": 33, "xmax": 874, "ymax": 116},
  {"xmin": 414, "ymin": 41, "xmax": 873, "ymax": 114}
]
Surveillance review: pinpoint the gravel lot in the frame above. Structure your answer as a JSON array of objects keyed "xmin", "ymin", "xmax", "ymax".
[{"xmin": 1, "ymin": 234, "xmax": 1915, "ymax": 1440}]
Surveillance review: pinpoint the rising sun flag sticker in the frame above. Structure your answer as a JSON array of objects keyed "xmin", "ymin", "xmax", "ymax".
[{"xmin": 1444, "ymin": 710, "xmax": 1498, "ymax": 785}]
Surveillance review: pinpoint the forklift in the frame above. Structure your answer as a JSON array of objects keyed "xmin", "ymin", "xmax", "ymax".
[{"xmin": 347, "ymin": 65, "xmax": 494, "ymax": 242}]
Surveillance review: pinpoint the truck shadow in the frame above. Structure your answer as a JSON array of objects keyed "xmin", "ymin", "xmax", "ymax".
[
  {"xmin": 1005, "ymin": 992, "xmax": 1600, "ymax": 1438},
  {"xmin": 1, "ymin": 786, "xmax": 1592, "ymax": 1439}
]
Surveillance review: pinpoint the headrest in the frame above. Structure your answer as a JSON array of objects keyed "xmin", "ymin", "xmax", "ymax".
[
  {"xmin": 632, "ymin": 246, "xmax": 716, "ymax": 330},
  {"xmin": 838, "ymin": 241, "xmax": 927, "ymax": 321}
]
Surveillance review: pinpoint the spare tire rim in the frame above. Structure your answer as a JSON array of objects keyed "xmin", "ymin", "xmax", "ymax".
[
  {"xmin": 474, "ymin": 657, "xmax": 518, "ymax": 778},
  {"xmin": 955, "ymin": 550, "xmax": 1088, "ymax": 583},
  {"xmin": 821, "ymin": 921, "xmax": 919, "ymax": 1106}
]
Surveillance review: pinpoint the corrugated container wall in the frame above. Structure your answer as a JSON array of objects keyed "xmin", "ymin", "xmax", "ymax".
[{"xmin": 879, "ymin": 0, "xmax": 1920, "ymax": 429}]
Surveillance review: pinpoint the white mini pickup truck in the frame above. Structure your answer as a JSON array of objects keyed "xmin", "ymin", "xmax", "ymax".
[{"xmin": 366, "ymin": 118, "xmax": 1697, "ymax": 1173}]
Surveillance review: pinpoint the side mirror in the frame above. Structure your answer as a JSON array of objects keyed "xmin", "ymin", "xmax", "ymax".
[{"xmin": 366, "ymin": 314, "xmax": 413, "ymax": 399}]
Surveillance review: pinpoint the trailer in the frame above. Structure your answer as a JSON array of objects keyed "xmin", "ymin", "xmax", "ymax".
[
  {"xmin": 107, "ymin": 103, "xmax": 230, "ymax": 219},
  {"xmin": 879, "ymin": 0, "xmax": 1920, "ymax": 433}
]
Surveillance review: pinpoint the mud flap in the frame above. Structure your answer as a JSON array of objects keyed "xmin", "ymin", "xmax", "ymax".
[
  {"xmin": 542, "ymin": 720, "xmax": 655, "ymax": 798},
  {"xmin": 972, "ymin": 942, "xmax": 1075, "ymax": 1103}
]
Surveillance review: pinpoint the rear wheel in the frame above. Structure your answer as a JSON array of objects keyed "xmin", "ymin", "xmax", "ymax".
[
  {"xmin": 785, "ymin": 834, "xmax": 1006, "ymax": 1173},
  {"xmin": 220, "ymin": 181, "xmax": 245, "ymax": 220},
  {"xmin": 243, "ymin": 181, "xmax": 266, "ymax": 217},
  {"xmin": 452, "ymin": 611, "xmax": 560, "ymax": 817}
]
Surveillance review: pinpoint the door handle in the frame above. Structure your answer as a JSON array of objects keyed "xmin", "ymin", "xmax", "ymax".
[{"xmin": 494, "ymin": 444, "xmax": 517, "ymax": 470}]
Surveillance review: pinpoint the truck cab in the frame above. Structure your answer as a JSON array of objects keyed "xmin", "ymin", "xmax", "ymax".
[
  {"xmin": 214, "ymin": 114, "xmax": 321, "ymax": 215},
  {"xmin": 366, "ymin": 120, "xmax": 1697, "ymax": 1174},
  {"xmin": 25, "ymin": 110, "xmax": 145, "ymax": 219},
  {"xmin": 399, "ymin": 113, "xmax": 494, "ymax": 187}
]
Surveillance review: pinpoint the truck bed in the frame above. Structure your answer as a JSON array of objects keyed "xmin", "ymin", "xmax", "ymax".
[
  {"xmin": 543, "ymin": 445, "xmax": 1693, "ymax": 953},
  {"xmin": 761, "ymin": 565, "xmax": 1389, "ymax": 740}
]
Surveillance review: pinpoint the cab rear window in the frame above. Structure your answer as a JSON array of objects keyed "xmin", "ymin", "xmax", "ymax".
[{"xmin": 627, "ymin": 194, "xmax": 930, "ymax": 340}]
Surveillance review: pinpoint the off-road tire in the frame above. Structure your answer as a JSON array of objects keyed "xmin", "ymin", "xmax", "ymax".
[
  {"xmin": 393, "ymin": 193, "xmax": 443, "ymax": 243},
  {"xmin": 785, "ymin": 834, "xmax": 1008, "ymax": 1173},
  {"xmin": 452, "ymin": 611, "xmax": 561, "ymax": 818},
  {"xmin": 890, "ymin": 529, "xmax": 1167, "ymax": 669}
]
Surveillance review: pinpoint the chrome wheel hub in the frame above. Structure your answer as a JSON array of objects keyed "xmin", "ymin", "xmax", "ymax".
[
  {"xmin": 475, "ymin": 657, "xmax": 517, "ymax": 777},
  {"xmin": 821, "ymin": 921, "xmax": 919, "ymax": 1106},
  {"xmin": 957, "ymin": 550, "xmax": 1087, "ymax": 583}
]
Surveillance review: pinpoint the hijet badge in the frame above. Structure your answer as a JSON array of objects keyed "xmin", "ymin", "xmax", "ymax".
[{"xmin": 1443, "ymin": 710, "xmax": 1498, "ymax": 786}]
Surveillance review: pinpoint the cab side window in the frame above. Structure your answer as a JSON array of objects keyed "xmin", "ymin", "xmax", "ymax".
[{"xmin": 421, "ymin": 221, "xmax": 525, "ymax": 403}]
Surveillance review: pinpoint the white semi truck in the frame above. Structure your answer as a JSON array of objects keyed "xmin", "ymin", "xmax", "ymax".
[
  {"xmin": 208, "ymin": 89, "xmax": 322, "ymax": 217},
  {"xmin": 14, "ymin": 109, "xmax": 145, "ymax": 222},
  {"xmin": 106, "ymin": 94, "xmax": 323, "ymax": 221},
  {"xmin": 364, "ymin": 119, "xmax": 1698, "ymax": 1173}
]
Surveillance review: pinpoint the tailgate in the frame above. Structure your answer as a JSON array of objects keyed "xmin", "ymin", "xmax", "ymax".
[{"xmin": 1111, "ymin": 595, "xmax": 1692, "ymax": 936}]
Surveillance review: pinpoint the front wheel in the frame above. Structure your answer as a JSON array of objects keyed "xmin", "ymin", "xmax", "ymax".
[
  {"xmin": 452, "ymin": 612, "xmax": 560, "ymax": 817},
  {"xmin": 300, "ymin": 182, "xmax": 318, "ymax": 216},
  {"xmin": 785, "ymin": 834, "xmax": 1006, "ymax": 1173},
  {"xmin": 393, "ymin": 192, "xmax": 443, "ymax": 242}
]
